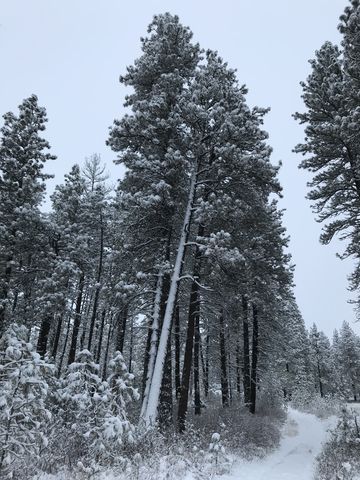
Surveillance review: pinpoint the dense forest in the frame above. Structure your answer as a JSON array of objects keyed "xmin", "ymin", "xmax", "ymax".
[{"xmin": 1, "ymin": 3, "xmax": 360, "ymax": 480}]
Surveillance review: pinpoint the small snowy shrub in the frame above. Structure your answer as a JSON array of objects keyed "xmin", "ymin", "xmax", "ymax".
[
  {"xmin": 51, "ymin": 350, "xmax": 138, "ymax": 470},
  {"xmin": 291, "ymin": 390, "xmax": 341, "ymax": 419},
  {"xmin": 315, "ymin": 407, "xmax": 360, "ymax": 480},
  {"xmin": 0, "ymin": 324, "xmax": 52, "ymax": 476},
  {"xmin": 208, "ymin": 432, "xmax": 229, "ymax": 475},
  {"xmin": 186, "ymin": 401, "xmax": 284, "ymax": 460}
]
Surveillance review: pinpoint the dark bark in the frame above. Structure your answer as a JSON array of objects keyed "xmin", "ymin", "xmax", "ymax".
[
  {"xmin": 87, "ymin": 221, "xmax": 104, "ymax": 351},
  {"xmin": 205, "ymin": 331, "xmax": 210, "ymax": 397},
  {"xmin": 174, "ymin": 305, "xmax": 181, "ymax": 399},
  {"xmin": 141, "ymin": 318, "xmax": 153, "ymax": 401},
  {"xmin": 96, "ymin": 309, "xmax": 106, "ymax": 364},
  {"xmin": 200, "ymin": 331, "xmax": 209, "ymax": 397},
  {"xmin": 236, "ymin": 338, "xmax": 241, "ymax": 395},
  {"xmin": 177, "ymin": 274, "xmax": 200, "ymax": 432},
  {"xmin": 116, "ymin": 305, "xmax": 128, "ymax": 353},
  {"xmin": 68, "ymin": 271, "xmax": 85, "ymax": 365},
  {"xmin": 242, "ymin": 295, "xmax": 251, "ymax": 406},
  {"xmin": 51, "ymin": 314, "xmax": 63, "ymax": 359},
  {"xmin": 249, "ymin": 303, "xmax": 259, "ymax": 414},
  {"xmin": 177, "ymin": 224, "xmax": 204, "ymax": 432},
  {"xmin": 228, "ymin": 329, "xmax": 233, "ymax": 405},
  {"xmin": 0, "ymin": 255, "xmax": 13, "ymax": 336},
  {"xmin": 158, "ymin": 260, "xmax": 173, "ymax": 425},
  {"xmin": 219, "ymin": 311, "xmax": 229, "ymax": 407},
  {"xmin": 128, "ymin": 315, "xmax": 134, "ymax": 373},
  {"xmin": 317, "ymin": 360, "xmax": 324, "ymax": 398},
  {"xmin": 102, "ymin": 323, "xmax": 113, "ymax": 381},
  {"xmin": 58, "ymin": 315, "xmax": 71, "ymax": 377},
  {"xmin": 36, "ymin": 316, "xmax": 52, "ymax": 358},
  {"xmin": 159, "ymin": 328, "xmax": 173, "ymax": 426},
  {"xmin": 194, "ymin": 310, "xmax": 201, "ymax": 415}
]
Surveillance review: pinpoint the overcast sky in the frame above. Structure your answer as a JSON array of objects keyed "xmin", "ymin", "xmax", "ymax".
[{"xmin": 1, "ymin": 0, "xmax": 358, "ymax": 336}]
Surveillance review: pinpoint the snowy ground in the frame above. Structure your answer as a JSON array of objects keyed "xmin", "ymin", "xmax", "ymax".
[{"xmin": 218, "ymin": 408, "xmax": 336, "ymax": 480}]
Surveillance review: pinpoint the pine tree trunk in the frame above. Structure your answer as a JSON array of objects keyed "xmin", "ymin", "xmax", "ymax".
[
  {"xmin": 159, "ymin": 330, "xmax": 173, "ymax": 426},
  {"xmin": 96, "ymin": 309, "xmax": 106, "ymax": 364},
  {"xmin": 141, "ymin": 319, "xmax": 153, "ymax": 402},
  {"xmin": 68, "ymin": 271, "xmax": 85, "ymax": 365},
  {"xmin": 0, "ymin": 254, "xmax": 13, "ymax": 336},
  {"xmin": 128, "ymin": 315, "xmax": 134, "ymax": 373},
  {"xmin": 200, "ymin": 331, "xmax": 209, "ymax": 397},
  {"xmin": 219, "ymin": 311, "xmax": 229, "ymax": 407},
  {"xmin": 228, "ymin": 328, "xmax": 233, "ymax": 405},
  {"xmin": 158, "ymin": 269, "xmax": 173, "ymax": 426},
  {"xmin": 174, "ymin": 305, "xmax": 181, "ymax": 399},
  {"xmin": 36, "ymin": 315, "xmax": 52, "ymax": 358},
  {"xmin": 116, "ymin": 305, "xmax": 128, "ymax": 353},
  {"xmin": 205, "ymin": 331, "xmax": 210, "ymax": 397},
  {"xmin": 102, "ymin": 322, "xmax": 113, "ymax": 381},
  {"xmin": 87, "ymin": 222, "xmax": 104, "ymax": 351},
  {"xmin": 249, "ymin": 303, "xmax": 259, "ymax": 414},
  {"xmin": 242, "ymin": 295, "xmax": 251, "ymax": 407},
  {"xmin": 317, "ymin": 359, "xmax": 324, "ymax": 398},
  {"xmin": 177, "ymin": 278, "xmax": 199, "ymax": 431},
  {"xmin": 51, "ymin": 314, "xmax": 63, "ymax": 359},
  {"xmin": 140, "ymin": 272, "xmax": 164, "ymax": 418},
  {"xmin": 143, "ymin": 162, "xmax": 198, "ymax": 426},
  {"xmin": 177, "ymin": 223, "xmax": 203, "ymax": 432},
  {"xmin": 236, "ymin": 338, "xmax": 241, "ymax": 395},
  {"xmin": 57, "ymin": 315, "xmax": 72, "ymax": 377},
  {"xmin": 194, "ymin": 310, "xmax": 201, "ymax": 415}
]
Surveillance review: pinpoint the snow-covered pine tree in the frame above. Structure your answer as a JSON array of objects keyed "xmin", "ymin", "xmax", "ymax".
[
  {"xmin": 55, "ymin": 350, "xmax": 107, "ymax": 463},
  {"xmin": 308, "ymin": 324, "xmax": 333, "ymax": 398},
  {"xmin": 295, "ymin": 2, "xmax": 360, "ymax": 309},
  {"xmin": 336, "ymin": 321, "xmax": 360, "ymax": 400},
  {"xmin": 96, "ymin": 351, "xmax": 139, "ymax": 462},
  {"xmin": 50, "ymin": 165, "xmax": 91, "ymax": 367},
  {"xmin": 0, "ymin": 95, "xmax": 55, "ymax": 334},
  {"xmin": 172, "ymin": 50, "xmax": 290, "ymax": 426},
  {"xmin": 278, "ymin": 295, "xmax": 312, "ymax": 400},
  {"xmin": 0, "ymin": 324, "xmax": 52, "ymax": 475},
  {"xmin": 54, "ymin": 349, "xmax": 137, "ymax": 467},
  {"xmin": 108, "ymin": 13, "xmax": 201, "ymax": 424}
]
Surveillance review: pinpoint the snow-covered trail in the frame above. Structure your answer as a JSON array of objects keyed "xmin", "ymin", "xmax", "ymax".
[{"xmin": 220, "ymin": 408, "xmax": 336, "ymax": 480}]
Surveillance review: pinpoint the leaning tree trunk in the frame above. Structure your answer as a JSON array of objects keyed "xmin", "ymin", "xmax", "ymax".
[
  {"xmin": 242, "ymin": 295, "xmax": 251, "ymax": 407},
  {"xmin": 141, "ymin": 319, "xmax": 153, "ymax": 402},
  {"xmin": 158, "ymin": 269, "xmax": 173, "ymax": 426},
  {"xmin": 143, "ymin": 162, "xmax": 198, "ymax": 426},
  {"xmin": 249, "ymin": 303, "xmax": 259, "ymax": 414},
  {"xmin": 219, "ymin": 311, "xmax": 229, "ymax": 407},
  {"xmin": 68, "ymin": 271, "xmax": 85, "ymax": 365},
  {"xmin": 140, "ymin": 272, "xmax": 164, "ymax": 417}
]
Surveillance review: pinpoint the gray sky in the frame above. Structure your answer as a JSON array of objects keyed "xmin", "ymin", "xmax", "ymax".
[{"xmin": 1, "ymin": 0, "xmax": 359, "ymax": 336}]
